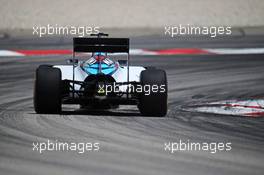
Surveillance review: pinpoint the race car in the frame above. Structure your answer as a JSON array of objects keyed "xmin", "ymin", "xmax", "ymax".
[{"xmin": 34, "ymin": 33, "xmax": 167, "ymax": 116}]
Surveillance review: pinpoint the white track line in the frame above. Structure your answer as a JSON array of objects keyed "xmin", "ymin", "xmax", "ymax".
[
  {"xmin": 0, "ymin": 50, "xmax": 25, "ymax": 56},
  {"xmin": 206, "ymin": 48, "xmax": 264, "ymax": 55},
  {"xmin": 189, "ymin": 99, "xmax": 264, "ymax": 117},
  {"xmin": 1, "ymin": 48, "xmax": 264, "ymax": 57}
]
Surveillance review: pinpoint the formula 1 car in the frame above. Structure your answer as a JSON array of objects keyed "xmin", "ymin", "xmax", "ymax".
[{"xmin": 34, "ymin": 33, "xmax": 167, "ymax": 116}]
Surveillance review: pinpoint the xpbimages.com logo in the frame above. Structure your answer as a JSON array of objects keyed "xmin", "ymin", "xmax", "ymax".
[
  {"xmin": 97, "ymin": 83, "xmax": 166, "ymax": 95},
  {"xmin": 164, "ymin": 24, "xmax": 232, "ymax": 38},
  {"xmin": 32, "ymin": 140, "xmax": 100, "ymax": 154},
  {"xmin": 164, "ymin": 140, "xmax": 232, "ymax": 154},
  {"xmin": 32, "ymin": 24, "xmax": 100, "ymax": 37}
]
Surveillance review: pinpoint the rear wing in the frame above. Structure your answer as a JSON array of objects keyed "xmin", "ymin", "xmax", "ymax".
[{"xmin": 73, "ymin": 37, "xmax": 129, "ymax": 53}]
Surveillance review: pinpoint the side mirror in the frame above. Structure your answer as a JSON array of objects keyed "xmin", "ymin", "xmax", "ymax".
[
  {"xmin": 67, "ymin": 59, "xmax": 78, "ymax": 64},
  {"xmin": 118, "ymin": 60, "xmax": 127, "ymax": 66}
]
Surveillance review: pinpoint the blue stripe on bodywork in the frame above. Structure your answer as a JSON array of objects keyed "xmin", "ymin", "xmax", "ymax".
[{"xmin": 83, "ymin": 63, "xmax": 118, "ymax": 75}]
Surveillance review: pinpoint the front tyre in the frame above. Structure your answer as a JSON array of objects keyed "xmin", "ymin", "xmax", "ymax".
[
  {"xmin": 34, "ymin": 65, "xmax": 62, "ymax": 114},
  {"xmin": 138, "ymin": 69, "xmax": 168, "ymax": 117}
]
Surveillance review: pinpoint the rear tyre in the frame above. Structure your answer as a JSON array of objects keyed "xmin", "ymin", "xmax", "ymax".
[
  {"xmin": 138, "ymin": 69, "xmax": 168, "ymax": 117},
  {"xmin": 34, "ymin": 65, "xmax": 62, "ymax": 114}
]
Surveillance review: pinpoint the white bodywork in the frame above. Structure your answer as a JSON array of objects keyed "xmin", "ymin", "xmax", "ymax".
[{"xmin": 54, "ymin": 64, "xmax": 145, "ymax": 92}]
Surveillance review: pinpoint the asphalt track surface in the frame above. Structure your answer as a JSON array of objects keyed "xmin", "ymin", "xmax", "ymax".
[{"xmin": 0, "ymin": 35, "xmax": 264, "ymax": 175}]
